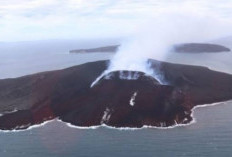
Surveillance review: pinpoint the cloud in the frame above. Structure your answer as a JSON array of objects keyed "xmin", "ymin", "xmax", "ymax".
[{"xmin": 0, "ymin": 0, "xmax": 232, "ymax": 41}]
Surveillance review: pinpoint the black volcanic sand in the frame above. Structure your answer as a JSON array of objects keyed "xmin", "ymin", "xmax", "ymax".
[
  {"xmin": 1, "ymin": 60, "xmax": 232, "ymax": 130},
  {"xmin": 173, "ymin": 43, "xmax": 230, "ymax": 53}
]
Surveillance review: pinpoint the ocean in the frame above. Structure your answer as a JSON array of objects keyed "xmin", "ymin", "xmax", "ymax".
[
  {"xmin": 0, "ymin": 102, "xmax": 232, "ymax": 157},
  {"xmin": 0, "ymin": 38, "xmax": 232, "ymax": 157}
]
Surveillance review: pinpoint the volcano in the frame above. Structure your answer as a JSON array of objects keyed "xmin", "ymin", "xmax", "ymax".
[
  {"xmin": 60, "ymin": 71, "xmax": 191, "ymax": 128},
  {"xmin": 0, "ymin": 59, "xmax": 232, "ymax": 130}
]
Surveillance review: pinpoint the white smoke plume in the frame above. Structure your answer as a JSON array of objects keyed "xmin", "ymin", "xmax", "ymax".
[{"xmin": 91, "ymin": 10, "xmax": 232, "ymax": 87}]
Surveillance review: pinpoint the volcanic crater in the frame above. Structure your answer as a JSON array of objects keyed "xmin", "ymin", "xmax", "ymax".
[{"xmin": 0, "ymin": 59, "xmax": 232, "ymax": 130}]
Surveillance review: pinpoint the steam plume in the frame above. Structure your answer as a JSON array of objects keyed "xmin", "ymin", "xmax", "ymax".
[{"xmin": 91, "ymin": 11, "xmax": 232, "ymax": 87}]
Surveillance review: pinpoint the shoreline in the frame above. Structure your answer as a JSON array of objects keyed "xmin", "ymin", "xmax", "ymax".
[
  {"xmin": 1, "ymin": 59, "xmax": 232, "ymax": 131},
  {"xmin": 1, "ymin": 100, "xmax": 231, "ymax": 133}
]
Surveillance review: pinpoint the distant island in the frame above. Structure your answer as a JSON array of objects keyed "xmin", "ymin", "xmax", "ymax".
[
  {"xmin": 1, "ymin": 59, "xmax": 232, "ymax": 130},
  {"xmin": 70, "ymin": 43, "xmax": 230, "ymax": 54},
  {"xmin": 173, "ymin": 43, "xmax": 230, "ymax": 53},
  {"xmin": 70, "ymin": 45, "xmax": 120, "ymax": 53}
]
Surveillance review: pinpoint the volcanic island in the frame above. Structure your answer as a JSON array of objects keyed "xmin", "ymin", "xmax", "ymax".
[{"xmin": 1, "ymin": 57, "xmax": 232, "ymax": 130}]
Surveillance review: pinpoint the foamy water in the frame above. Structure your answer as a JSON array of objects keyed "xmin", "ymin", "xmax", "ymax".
[
  {"xmin": 0, "ymin": 38, "xmax": 232, "ymax": 157},
  {"xmin": 1, "ymin": 38, "xmax": 232, "ymax": 130},
  {"xmin": 1, "ymin": 100, "xmax": 232, "ymax": 157},
  {"xmin": 1, "ymin": 0, "xmax": 232, "ymax": 156}
]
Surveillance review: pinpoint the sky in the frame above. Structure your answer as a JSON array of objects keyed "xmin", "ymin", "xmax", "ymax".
[{"xmin": 1, "ymin": 0, "xmax": 232, "ymax": 42}]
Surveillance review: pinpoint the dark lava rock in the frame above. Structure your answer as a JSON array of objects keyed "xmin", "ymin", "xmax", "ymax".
[
  {"xmin": 0, "ymin": 60, "xmax": 232, "ymax": 130},
  {"xmin": 60, "ymin": 71, "xmax": 191, "ymax": 128},
  {"xmin": 173, "ymin": 43, "xmax": 230, "ymax": 53}
]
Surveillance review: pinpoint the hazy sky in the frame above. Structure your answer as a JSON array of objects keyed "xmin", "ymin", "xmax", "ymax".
[{"xmin": 1, "ymin": 0, "xmax": 232, "ymax": 41}]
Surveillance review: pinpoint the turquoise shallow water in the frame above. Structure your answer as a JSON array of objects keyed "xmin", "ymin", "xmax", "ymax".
[{"xmin": 1, "ymin": 102, "xmax": 232, "ymax": 157}]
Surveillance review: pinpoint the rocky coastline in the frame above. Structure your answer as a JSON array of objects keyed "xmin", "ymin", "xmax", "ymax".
[{"xmin": 1, "ymin": 59, "xmax": 232, "ymax": 130}]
